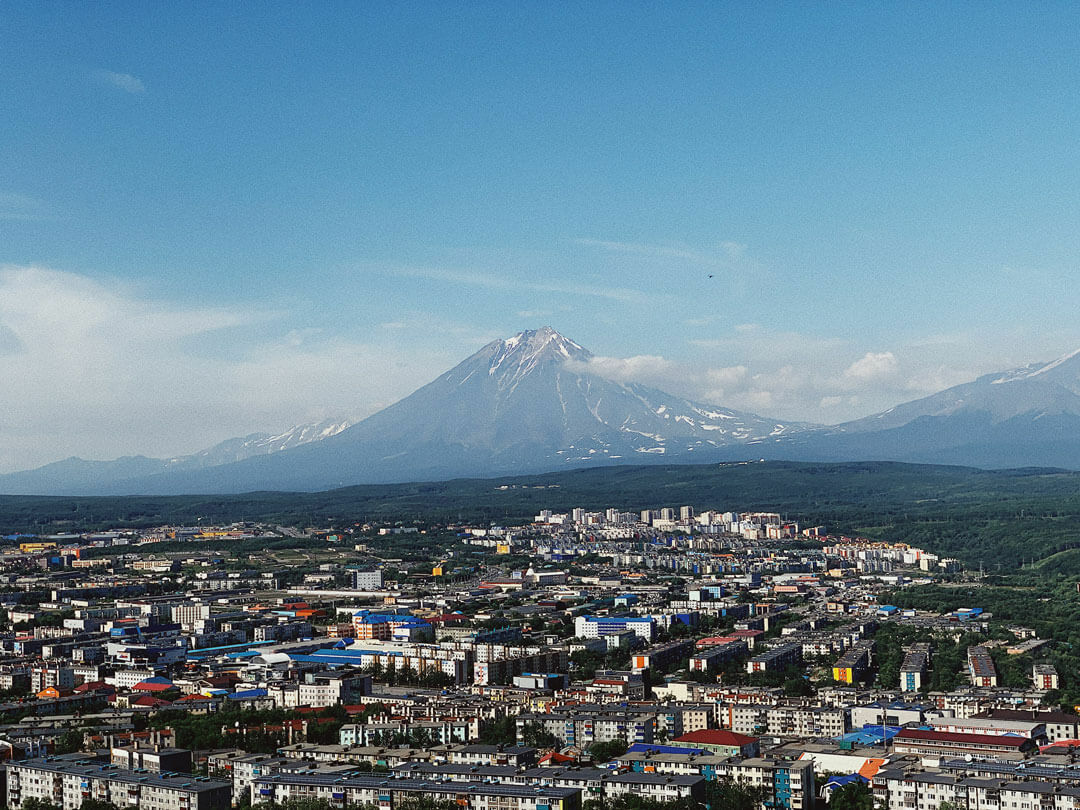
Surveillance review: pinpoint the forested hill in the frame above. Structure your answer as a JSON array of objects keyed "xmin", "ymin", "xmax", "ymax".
[{"xmin": 1, "ymin": 460, "xmax": 1080, "ymax": 570}]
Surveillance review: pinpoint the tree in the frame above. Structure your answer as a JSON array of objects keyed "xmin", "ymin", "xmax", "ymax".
[
  {"xmin": 588, "ymin": 739, "xmax": 628, "ymax": 763},
  {"xmin": 1041, "ymin": 688, "xmax": 1062, "ymax": 707},
  {"xmin": 703, "ymin": 778, "xmax": 766, "ymax": 810},
  {"xmin": 519, "ymin": 721, "xmax": 558, "ymax": 748},
  {"xmin": 783, "ymin": 676, "xmax": 813, "ymax": 697},
  {"xmin": 829, "ymin": 782, "xmax": 874, "ymax": 810},
  {"xmin": 79, "ymin": 800, "xmax": 122, "ymax": 810},
  {"xmin": 54, "ymin": 729, "xmax": 85, "ymax": 754},
  {"xmin": 478, "ymin": 716, "xmax": 516, "ymax": 745}
]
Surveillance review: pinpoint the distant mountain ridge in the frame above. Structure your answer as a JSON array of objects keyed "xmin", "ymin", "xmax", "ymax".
[
  {"xmin": 771, "ymin": 346, "xmax": 1080, "ymax": 468},
  {"xmin": 0, "ymin": 418, "xmax": 351, "ymax": 495},
  {"xmin": 6, "ymin": 329, "xmax": 1080, "ymax": 495}
]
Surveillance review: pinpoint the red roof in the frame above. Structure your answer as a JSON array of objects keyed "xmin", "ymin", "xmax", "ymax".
[
  {"xmin": 539, "ymin": 752, "xmax": 575, "ymax": 763},
  {"xmin": 429, "ymin": 614, "xmax": 468, "ymax": 624},
  {"xmin": 896, "ymin": 729, "xmax": 1028, "ymax": 747},
  {"xmin": 674, "ymin": 729, "xmax": 758, "ymax": 746},
  {"xmin": 74, "ymin": 681, "xmax": 113, "ymax": 693},
  {"xmin": 132, "ymin": 696, "xmax": 172, "ymax": 708},
  {"xmin": 132, "ymin": 676, "xmax": 174, "ymax": 692}
]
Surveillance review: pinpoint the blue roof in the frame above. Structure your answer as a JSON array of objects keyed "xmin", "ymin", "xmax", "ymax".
[
  {"xmin": 825, "ymin": 774, "xmax": 869, "ymax": 788},
  {"xmin": 229, "ymin": 688, "xmax": 268, "ymax": 699},
  {"xmin": 836, "ymin": 726, "xmax": 902, "ymax": 745},
  {"xmin": 185, "ymin": 641, "xmax": 276, "ymax": 659},
  {"xmin": 289, "ymin": 648, "xmax": 403, "ymax": 665}
]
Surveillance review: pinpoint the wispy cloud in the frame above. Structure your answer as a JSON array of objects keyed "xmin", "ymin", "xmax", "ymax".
[
  {"xmin": 0, "ymin": 192, "xmax": 50, "ymax": 222},
  {"xmin": 0, "ymin": 266, "xmax": 468, "ymax": 473},
  {"xmin": 93, "ymin": 70, "xmax": 146, "ymax": 94},
  {"xmin": 575, "ymin": 238, "xmax": 749, "ymax": 266},
  {"xmin": 387, "ymin": 264, "xmax": 646, "ymax": 302}
]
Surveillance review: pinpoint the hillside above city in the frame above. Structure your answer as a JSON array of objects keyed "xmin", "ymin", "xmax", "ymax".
[{"xmin": 3, "ymin": 459, "xmax": 1080, "ymax": 573}]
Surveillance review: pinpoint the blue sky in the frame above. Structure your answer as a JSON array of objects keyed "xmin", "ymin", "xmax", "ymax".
[{"xmin": 3, "ymin": 2, "xmax": 1080, "ymax": 470}]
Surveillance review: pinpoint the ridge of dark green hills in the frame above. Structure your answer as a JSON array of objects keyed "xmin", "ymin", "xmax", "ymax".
[{"xmin": 2, "ymin": 460, "xmax": 1080, "ymax": 570}]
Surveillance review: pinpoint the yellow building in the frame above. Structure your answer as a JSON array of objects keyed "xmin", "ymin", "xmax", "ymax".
[{"xmin": 19, "ymin": 542, "xmax": 57, "ymax": 553}]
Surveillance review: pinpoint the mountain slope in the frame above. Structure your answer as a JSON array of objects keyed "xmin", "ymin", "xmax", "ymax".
[
  {"xmin": 0, "ymin": 418, "xmax": 351, "ymax": 495},
  {"xmin": 79, "ymin": 327, "xmax": 817, "ymax": 494},
  {"xmin": 765, "ymin": 348, "xmax": 1080, "ymax": 468}
]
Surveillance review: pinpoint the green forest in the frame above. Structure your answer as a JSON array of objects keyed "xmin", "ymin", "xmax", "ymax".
[
  {"xmin": 881, "ymin": 578, "xmax": 1080, "ymax": 708},
  {"xmin": 3, "ymin": 460, "xmax": 1080, "ymax": 570}
]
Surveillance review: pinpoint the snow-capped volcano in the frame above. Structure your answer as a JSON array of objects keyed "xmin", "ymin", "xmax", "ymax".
[
  {"xmin": 16, "ymin": 327, "xmax": 816, "ymax": 494},
  {"xmin": 8, "ymin": 331, "xmax": 1080, "ymax": 494}
]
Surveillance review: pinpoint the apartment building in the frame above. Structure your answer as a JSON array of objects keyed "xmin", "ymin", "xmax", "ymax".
[
  {"xmin": 631, "ymin": 639, "xmax": 694, "ymax": 672},
  {"xmin": 832, "ymin": 640, "xmax": 874, "ymax": 685},
  {"xmin": 891, "ymin": 729, "xmax": 1036, "ymax": 759},
  {"xmin": 873, "ymin": 767, "xmax": 1080, "ymax": 810},
  {"xmin": 764, "ymin": 705, "xmax": 846, "ymax": 738},
  {"xmin": 1034, "ymin": 663, "xmax": 1060, "ymax": 690},
  {"xmin": 7, "ymin": 758, "xmax": 230, "ymax": 810},
  {"xmin": 252, "ymin": 772, "xmax": 581, "ymax": 810},
  {"xmin": 967, "ymin": 646, "xmax": 998, "ymax": 687},
  {"xmin": 351, "ymin": 570, "xmax": 383, "ymax": 590},
  {"xmin": 574, "ymin": 616, "xmax": 655, "ymax": 641},
  {"xmin": 110, "ymin": 746, "xmax": 193, "ymax": 774},
  {"xmin": 617, "ymin": 753, "xmax": 814, "ymax": 810},
  {"xmin": 976, "ymin": 709, "xmax": 1080, "ymax": 744},
  {"xmin": 746, "ymin": 643, "xmax": 801, "ymax": 674},
  {"xmin": 30, "ymin": 665, "xmax": 75, "ymax": 693},
  {"xmin": 515, "ymin": 710, "xmax": 655, "ymax": 747},
  {"xmin": 900, "ymin": 646, "xmax": 929, "ymax": 692},
  {"xmin": 689, "ymin": 639, "xmax": 747, "ymax": 673},
  {"xmin": 265, "ymin": 672, "xmax": 369, "ymax": 709}
]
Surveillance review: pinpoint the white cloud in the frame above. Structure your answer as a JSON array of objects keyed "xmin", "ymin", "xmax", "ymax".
[
  {"xmin": 844, "ymin": 351, "xmax": 899, "ymax": 381},
  {"xmin": 570, "ymin": 324, "xmax": 1080, "ymax": 427},
  {"xmin": 706, "ymin": 365, "xmax": 748, "ymax": 387},
  {"xmin": 0, "ymin": 266, "xmax": 462, "ymax": 473},
  {"xmin": 820, "ymin": 395, "xmax": 860, "ymax": 409},
  {"xmin": 94, "ymin": 70, "xmax": 146, "ymax": 94},
  {"xmin": 567, "ymin": 354, "xmax": 676, "ymax": 383}
]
